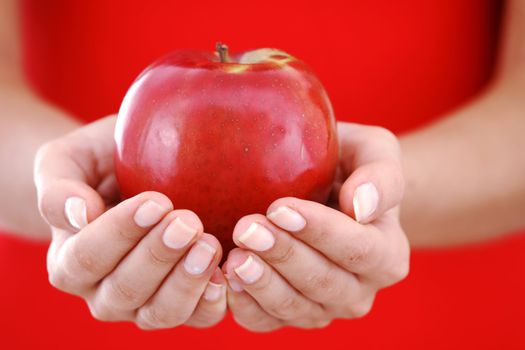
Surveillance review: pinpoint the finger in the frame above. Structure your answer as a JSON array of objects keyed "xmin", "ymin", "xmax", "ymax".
[
  {"xmin": 266, "ymin": 197, "xmax": 406, "ymax": 282},
  {"xmin": 34, "ymin": 116, "xmax": 116, "ymax": 231},
  {"xmin": 184, "ymin": 268, "xmax": 227, "ymax": 328},
  {"xmin": 49, "ymin": 192, "xmax": 172, "ymax": 294},
  {"xmin": 224, "ymin": 249, "xmax": 324, "ymax": 321},
  {"xmin": 135, "ymin": 234, "xmax": 222, "ymax": 330},
  {"xmin": 225, "ymin": 276, "xmax": 282, "ymax": 333},
  {"xmin": 93, "ymin": 210, "xmax": 203, "ymax": 311},
  {"xmin": 232, "ymin": 214, "xmax": 363, "ymax": 306},
  {"xmin": 337, "ymin": 122, "xmax": 404, "ymax": 223}
]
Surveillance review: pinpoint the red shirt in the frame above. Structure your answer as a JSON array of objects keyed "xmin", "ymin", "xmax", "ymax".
[{"xmin": 2, "ymin": 0, "xmax": 524, "ymax": 349}]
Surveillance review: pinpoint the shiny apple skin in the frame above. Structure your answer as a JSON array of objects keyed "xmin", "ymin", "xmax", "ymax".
[{"xmin": 114, "ymin": 48, "xmax": 339, "ymax": 253}]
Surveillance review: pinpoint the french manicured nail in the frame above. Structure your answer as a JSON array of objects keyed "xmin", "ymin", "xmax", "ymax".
[
  {"xmin": 184, "ymin": 240, "xmax": 216, "ymax": 275},
  {"xmin": 134, "ymin": 200, "xmax": 169, "ymax": 227},
  {"xmin": 267, "ymin": 206, "xmax": 306, "ymax": 232},
  {"xmin": 238, "ymin": 222, "xmax": 275, "ymax": 251},
  {"xmin": 65, "ymin": 197, "xmax": 88, "ymax": 230},
  {"xmin": 203, "ymin": 282, "xmax": 224, "ymax": 301},
  {"xmin": 353, "ymin": 182, "xmax": 379, "ymax": 223},
  {"xmin": 234, "ymin": 255, "xmax": 264, "ymax": 284},
  {"xmin": 226, "ymin": 276, "xmax": 244, "ymax": 292},
  {"xmin": 163, "ymin": 217, "xmax": 198, "ymax": 249}
]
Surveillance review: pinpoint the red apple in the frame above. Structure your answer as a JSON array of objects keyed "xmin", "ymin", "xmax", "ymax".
[{"xmin": 114, "ymin": 43, "xmax": 338, "ymax": 253}]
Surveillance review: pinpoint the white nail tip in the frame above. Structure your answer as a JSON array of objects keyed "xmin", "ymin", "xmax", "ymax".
[
  {"xmin": 238, "ymin": 223, "xmax": 275, "ymax": 251},
  {"xmin": 183, "ymin": 240, "xmax": 217, "ymax": 275},
  {"xmin": 162, "ymin": 217, "xmax": 198, "ymax": 249},
  {"xmin": 203, "ymin": 282, "xmax": 224, "ymax": 301},
  {"xmin": 234, "ymin": 255, "xmax": 264, "ymax": 284},
  {"xmin": 238, "ymin": 222, "xmax": 258, "ymax": 241},
  {"xmin": 353, "ymin": 182, "xmax": 379, "ymax": 223},
  {"xmin": 65, "ymin": 197, "xmax": 87, "ymax": 230},
  {"xmin": 196, "ymin": 240, "xmax": 217, "ymax": 254},
  {"xmin": 174, "ymin": 217, "xmax": 197, "ymax": 235},
  {"xmin": 134, "ymin": 200, "xmax": 167, "ymax": 228},
  {"xmin": 267, "ymin": 206, "xmax": 306, "ymax": 232}
]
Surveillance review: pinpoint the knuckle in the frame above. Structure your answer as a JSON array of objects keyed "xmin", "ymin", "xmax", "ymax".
[
  {"xmin": 48, "ymin": 264, "xmax": 83, "ymax": 295},
  {"xmin": 114, "ymin": 226, "xmax": 143, "ymax": 242},
  {"xmin": 312, "ymin": 318, "xmax": 331, "ymax": 329},
  {"xmin": 135, "ymin": 322, "xmax": 154, "ymax": 331},
  {"xmin": 186, "ymin": 311, "xmax": 225, "ymax": 329},
  {"xmin": 138, "ymin": 307, "xmax": 169, "ymax": 329},
  {"xmin": 292, "ymin": 318, "xmax": 331, "ymax": 329},
  {"xmin": 106, "ymin": 278, "xmax": 141, "ymax": 308},
  {"xmin": 265, "ymin": 241, "xmax": 295, "ymax": 266},
  {"xmin": 344, "ymin": 297, "xmax": 374, "ymax": 319},
  {"xmin": 366, "ymin": 126, "xmax": 403, "ymax": 166},
  {"xmin": 138, "ymin": 307, "xmax": 186, "ymax": 329},
  {"xmin": 233, "ymin": 315, "xmax": 280, "ymax": 333},
  {"xmin": 372, "ymin": 126, "xmax": 400, "ymax": 150},
  {"xmin": 70, "ymin": 243, "xmax": 102, "ymax": 277},
  {"xmin": 341, "ymin": 238, "xmax": 372, "ymax": 270},
  {"xmin": 387, "ymin": 259, "xmax": 410, "ymax": 284},
  {"xmin": 88, "ymin": 301, "xmax": 115, "ymax": 322},
  {"xmin": 35, "ymin": 141, "xmax": 57, "ymax": 165},
  {"xmin": 267, "ymin": 295, "xmax": 304, "ymax": 320},
  {"xmin": 302, "ymin": 269, "xmax": 337, "ymax": 298},
  {"xmin": 309, "ymin": 270, "xmax": 333, "ymax": 290},
  {"xmin": 145, "ymin": 247, "xmax": 174, "ymax": 267},
  {"xmin": 383, "ymin": 235, "xmax": 410, "ymax": 285},
  {"xmin": 48, "ymin": 269, "xmax": 68, "ymax": 291}
]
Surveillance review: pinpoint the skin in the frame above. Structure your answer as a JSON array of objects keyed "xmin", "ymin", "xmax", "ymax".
[
  {"xmin": 400, "ymin": 0, "xmax": 525, "ymax": 246},
  {"xmin": 0, "ymin": 0, "xmax": 79, "ymax": 238},
  {"xmin": 223, "ymin": 123, "xmax": 408, "ymax": 330},
  {"xmin": 35, "ymin": 117, "xmax": 228, "ymax": 329},
  {"xmin": 0, "ymin": 0, "xmax": 524, "ymax": 332},
  {"xmin": 34, "ymin": 115, "xmax": 407, "ymax": 330}
]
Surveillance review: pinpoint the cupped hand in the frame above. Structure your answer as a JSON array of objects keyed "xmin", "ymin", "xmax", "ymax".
[
  {"xmin": 223, "ymin": 122, "xmax": 409, "ymax": 332},
  {"xmin": 34, "ymin": 116, "xmax": 227, "ymax": 330}
]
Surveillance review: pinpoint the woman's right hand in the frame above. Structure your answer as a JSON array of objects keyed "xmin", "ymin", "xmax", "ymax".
[{"xmin": 34, "ymin": 116, "xmax": 227, "ymax": 330}]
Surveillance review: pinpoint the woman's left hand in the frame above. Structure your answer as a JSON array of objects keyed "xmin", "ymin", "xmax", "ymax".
[{"xmin": 223, "ymin": 122, "xmax": 410, "ymax": 332}]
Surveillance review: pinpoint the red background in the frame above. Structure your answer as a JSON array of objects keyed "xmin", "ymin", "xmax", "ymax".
[{"xmin": 1, "ymin": 0, "xmax": 524, "ymax": 349}]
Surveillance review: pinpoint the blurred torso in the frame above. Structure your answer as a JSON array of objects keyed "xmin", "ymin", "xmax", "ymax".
[{"xmin": 2, "ymin": 1, "xmax": 524, "ymax": 349}]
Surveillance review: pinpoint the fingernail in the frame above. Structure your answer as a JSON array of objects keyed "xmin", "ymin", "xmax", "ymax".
[
  {"xmin": 134, "ymin": 200, "xmax": 169, "ymax": 228},
  {"xmin": 203, "ymin": 282, "xmax": 224, "ymax": 301},
  {"xmin": 238, "ymin": 223, "xmax": 275, "ymax": 251},
  {"xmin": 353, "ymin": 182, "xmax": 379, "ymax": 223},
  {"xmin": 184, "ymin": 240, "xmax": 216, "ymax": 275},
  {"xmin": 234, "ymin": 255, "xmax": 264, "ymax": 284},
  {"xmin": 226, "ymin": 276, "xmax": 244, "ymax": 292},
  {"xmin": 163, "ymin": 217, "xmax": 198, "ymax": 249},
  {"xmin": 267, "ymin": 206, "xmax": 306, "ymax": 232},
  {"xmin": 65, "ymin": 197, "xmax": 87, "ymax": 230}
]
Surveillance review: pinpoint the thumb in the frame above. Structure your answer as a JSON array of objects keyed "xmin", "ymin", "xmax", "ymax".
[
  {"xmin": 34, "ymin": 141, "xmax": 105, "ymax": 232},
  {"xmin": 33, "ymin": 117, "xmax": 116, "ymax": 232},
  {"xmin": 337, "ymin": 123, "xmax": 404, "ymax": 224}
]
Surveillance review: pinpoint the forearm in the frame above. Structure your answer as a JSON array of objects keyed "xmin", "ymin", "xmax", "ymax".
[
  {"xmin": 400, "ymin": 0, "xmax": 525, "ymax": 247},
  {"xmin": 400, "ymin": 82, "xmax": 525, "ymax": 247},
  {"xmin": 0, "ymin": 84, "xmax": 79, "ymax": 239},
  {"xmin": 0, "ymin": 0, "xmax": 80, "ymax": 238}
]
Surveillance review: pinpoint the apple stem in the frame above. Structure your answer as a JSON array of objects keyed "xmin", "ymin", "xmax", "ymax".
[{"xmin": 216, "ymin": 42, "xmax": 231, "ymax": 63}]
